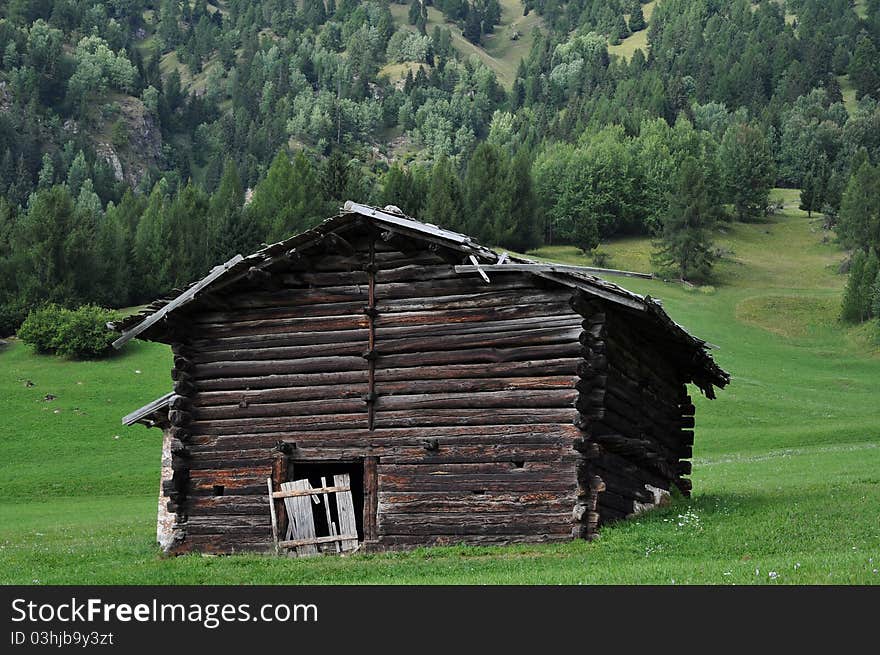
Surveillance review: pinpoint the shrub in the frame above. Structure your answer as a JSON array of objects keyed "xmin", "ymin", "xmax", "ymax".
[
  {"xmin": 590, "ymin": 249, "xmax": 611, "ymax": 267},
  {"xmin": 17, "ymin": 304, "xmax": 66, "ymax": 353},
  {"xmin": 18, "ymin": 304, "xmax": 121, "ymax": 358}
]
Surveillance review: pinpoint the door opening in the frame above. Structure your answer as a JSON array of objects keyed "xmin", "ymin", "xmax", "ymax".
[{"xmin": 289, "ymin": 460, "xmax": 365, "ymax": 542}]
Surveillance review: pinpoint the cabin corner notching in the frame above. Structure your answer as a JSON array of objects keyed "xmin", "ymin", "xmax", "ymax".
[{"xmin": 118, "ymin": 203, "xmax": 729, "ymax": 556}]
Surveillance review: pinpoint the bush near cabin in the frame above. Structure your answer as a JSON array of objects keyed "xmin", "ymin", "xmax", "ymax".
[{"xmin": 18, "ymin": 304, "xmax": 121, "ymax": 359}]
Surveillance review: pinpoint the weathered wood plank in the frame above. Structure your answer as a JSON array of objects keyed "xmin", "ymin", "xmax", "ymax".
[
  {"xmin": 266, "ymin": 478, "xmax": 278, "ymax": 551},
  {"xmin": 364, "ymin": 457, "xmax": 378, "ymax": 542},
  {"xmin": 282, "ymin": 480, "xmax": 318, "ymax": 556},
  {"xmin": 334, "ymin": 473, "xmax": 359, "ymax": 551},
  {"xmin": 279, "ymin": 533, "xmax": 359, "ymax": 549},
  {"xmin": 272, "ymin": 484, "xmax": 351, "ymax": 499}
]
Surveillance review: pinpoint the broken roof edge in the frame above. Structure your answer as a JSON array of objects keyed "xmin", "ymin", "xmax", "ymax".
[
  {"xmin": 122, "ymin": 391, "xmax": 173, "ymax": 427},
  {"xmin": 110, "ymin": 203, "xmax": 498, "ymax": 346}
]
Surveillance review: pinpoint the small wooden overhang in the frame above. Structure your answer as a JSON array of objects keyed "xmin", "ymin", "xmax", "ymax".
[{"xmin": 122, "ymin": 392, "xmax": 173, "ymax": 429}]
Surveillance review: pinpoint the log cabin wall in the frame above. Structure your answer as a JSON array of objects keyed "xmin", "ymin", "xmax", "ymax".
[
  {"xmin": 371, "ymin": 236, "xmax": 583, "ymax": 548},
  {"xmin": 163, "ymin": 227, "xmax": 588, "ymax": 553},
  {"xmin": 572, "ymin": 293, "xmax": 694, "ymax": 532}
]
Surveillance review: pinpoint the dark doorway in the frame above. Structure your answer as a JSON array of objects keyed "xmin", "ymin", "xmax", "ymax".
[{"xmin": 288, "ymin": 460, "xmax": 365, "ymax": 541}]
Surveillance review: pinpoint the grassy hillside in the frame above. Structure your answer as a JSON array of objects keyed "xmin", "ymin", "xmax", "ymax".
[
  {"xmin": 608, "ymin": 1, "xmax": 658, "ymax": 61},
  {"xmin": 389, "ymin": 0, "xmax": 544, "ymax": 88},
  {"xmin": 1, "ymin": 196, "xmax": 879, "ymax": 584}
]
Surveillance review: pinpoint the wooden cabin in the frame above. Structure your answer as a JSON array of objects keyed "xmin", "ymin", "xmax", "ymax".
[{"xmin": 115, "ymin": 202, "xmax": 729, "ymax": 556}]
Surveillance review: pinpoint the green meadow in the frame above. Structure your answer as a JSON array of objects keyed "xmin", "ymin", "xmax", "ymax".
[{"xmin": 1, "ymin": 193, "xmax": 878, "ymax": 584}]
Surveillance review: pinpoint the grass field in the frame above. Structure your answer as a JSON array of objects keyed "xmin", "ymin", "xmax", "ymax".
[
  {"xmin": 839, "ymin": 75, "xmax": 859, "ymax": 116},
  {"xmin": 1, "ymin": 194, "xmax": 879, "ymax": 584}
]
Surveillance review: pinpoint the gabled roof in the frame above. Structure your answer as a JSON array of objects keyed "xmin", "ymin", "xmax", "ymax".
[{"xmin": 111, "ymin": 201, "xmax": 729, "ymax": 395}]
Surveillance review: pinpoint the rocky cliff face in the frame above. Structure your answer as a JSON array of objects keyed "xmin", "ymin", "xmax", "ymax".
[{"xmin": 93, "ymin": 96, "xmax": 162, "ymax": 190}]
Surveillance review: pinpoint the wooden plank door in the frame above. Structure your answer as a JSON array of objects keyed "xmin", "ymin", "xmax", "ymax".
[{"xmin": 281, "ymin": 480, "xmax": 318, "ymax": 556}]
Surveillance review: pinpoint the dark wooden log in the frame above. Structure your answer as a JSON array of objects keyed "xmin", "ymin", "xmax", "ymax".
[
  {"xmin": 377, "ymin": 290, "xmax": 573, "ymax": 315},
  {"xmin": 193, "ymin": 397, "xmax": 364, "ymax": 420},
  {"xmin": 373, "ymin": 408, "xmax": 577, "ymax": 430},
  {"xmin": 192, "ymin": 328, "xmax": 370, "ymax": 352},
  {"xmin": 196, "ymin": 314, "xmax": 368, "ymax": 338},
  {"xmin": 189, "ymin": 407, "xmax": 577, "ymax": 435},
  {"xmin": 193, "ymin": 356, "xmax": 368, "ymax": 379},
  {"xmin": 194, "ymin": 382, "xmax": 367, "ymax": 406},
  {"xmin": 370, "ymin": 389, "xmax": 578, "ymax": 412},
  {"xmin": 374, "ymin": 263, "xmax": 458, "ymax": 283},
  {"xmin": 378, "ymin": 513, "xmax": 572, "ymax": 536},
  {"xmin": 372, "ymin": 534, "xmax": 571, "ymax": 548},
  {"xmin": 379, "ymin": 460, "xmax": 565, "ymax": 476},
  {"xmin": 377, "ymin": 343, "xmax": 582, "ymax": 369},
  {"xmin": 373, "ymin": 301, "xmax": 574, "ymax": 328},
  {"xmin": 196, "ymin": 370, "xmax": 369, "ymax": 392},
  {"xmin": 168, "ymin": 409, "xmax": 191, "ymax": 427},
  {"xmin": 377, "ymin": 491, "xmax": 574, "ymax": 514},
  {"xmin": 377, "ymin": 325, "xmax": 582, "ymax": 356},
  {"xmin": 188, "ymin": 423, "xmax": 583, "ymax": 450},
  {"xmin": 377, "ymin": 470, "xmax": 576, "ymax": 493},
  {"xmin": 596, "ymin": 489, "xmax": 635, "ymax": 516}
]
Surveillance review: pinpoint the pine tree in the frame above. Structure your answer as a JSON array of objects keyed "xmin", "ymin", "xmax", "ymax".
[
  {"xmin": 842, "ymin": 250, "xmax": 867, "ymax": 322},
  {"xmin": 464, "ymin": 142, "xmax": 508, "ymax": 243},
  {"xmin": 652, "ymin": 157, "xmax": 719, "ymax": 283},
  {"xmin": 628, "ymin": 2, "xmax": 646, "ymax": 32},
  {"xmin": 614, "ymin": 14, "xmax": 630, "ymax": 41},
  {"xmin": 166, "ymin": 181, "xmax": 210, "ymax": 287},
  {"xmin": 208, "ymin": 158, "xmax": 245, "ymax": 263},
  {"xmin": 799, "ymin": 155, "xmax": 828, "ymax": 218},
  {"xmin": 426, "ymin": 155, "xmax": 465, "ymax": 232},
  {"xmin": 719, "ymin": 123, "xmax": 775, "ymax": 222},
  {"xmin": 862, "ymin": 251, "xmax": 880, "ymax": 319},
  {"xmin": 66, "ymin": 151, "xmax": 89, "ymax": 197},
  {"xmin": 381, "ymin": 165, "xmax": 426, "ymax": 218},
  {"xmin": 37, "ymin": 153, "xmax": 54, "ymax": 189},
  {"xmin": 838, "ymin": 160, "xmax": 880, "ymax": 253},
  {"xmin": 322, "ymin": 150, "xmax": 350, "ymax": 203},
  {"xmin": 0, "ymin": 149, "xmax": 14, "ymax": 194},
  {"xmin": 848, "ymin": 33, "xmax": 880, "ymax": 100},
  {"xmin": 496, "ymin": 148, "xmax": 540, "ymax": 252},
  {"xmin": 409, "ymin": 0, "xmax": 421, "ymax": 25},
  {"xmin": 253, "ymin": 151, "xmax": 324, "ymax": 243},
  {"xmin": 302, "ymin": 0, "xmax": 328, "ymax": 29},
  {"xmin": 8, "ymin": 155, "xmax": 32, "ymax": 208},
  {"xmin": 16, "ymin": 185, "xmax": 87, "ymax": 306},
  {"xmin": 95, "ymin": 200, "xmax": 132, "ymax": 307},
  {"xmin": 464, "ymin": 7, "xmax": 482, "ymax": 45},
  {"xmin": 247, "ymin": 150, "xmax": 295, "ymax": 246},
  {"xmin": 133, "ymin": 183, "xmax": 172, "ymax": 301},
  {"xmin": 871, "ymin": 269, "xmax": 880, "ymax": 319}
]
